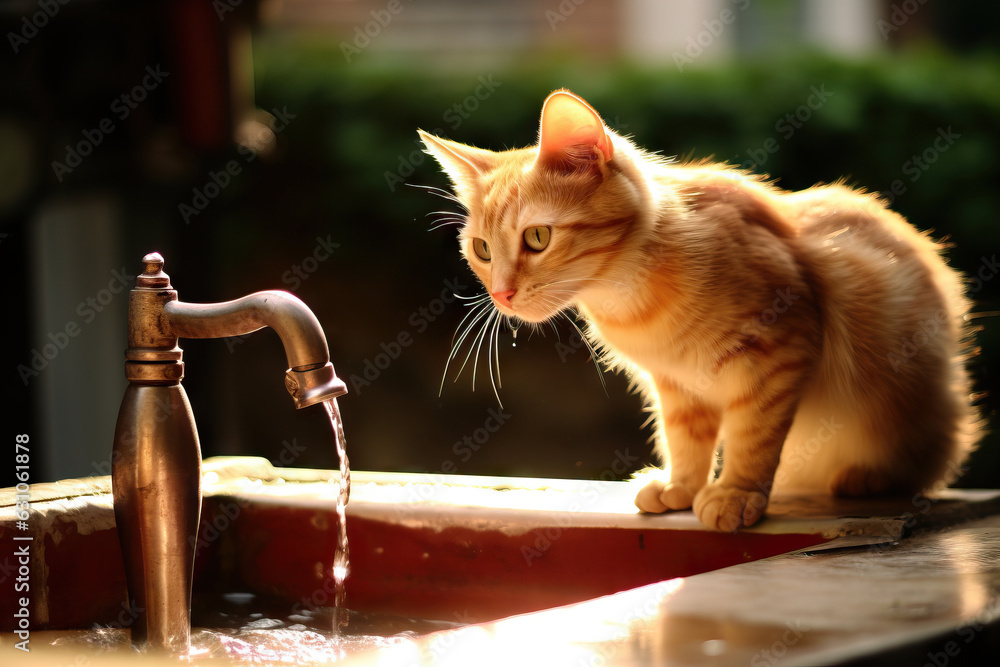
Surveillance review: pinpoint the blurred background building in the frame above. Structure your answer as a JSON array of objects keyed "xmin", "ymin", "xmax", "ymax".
[
  {"xmin": 2, "ymin": 0, "xmax": 998, "ymax": 489},
  {"xmin": 271, "ymin": 0, "xmax": 886, "ymax": 63}
]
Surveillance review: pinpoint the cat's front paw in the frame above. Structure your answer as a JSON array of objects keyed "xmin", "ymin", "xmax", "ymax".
[
  {"xmin": 634, "ymin": 479, "xmax": 697, "ymax": 513},
  {"xmin": 693, "ymin": 484, "xmax": 769, "ymax": 532}
]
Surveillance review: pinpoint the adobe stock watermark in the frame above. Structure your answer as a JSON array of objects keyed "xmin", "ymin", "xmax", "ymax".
[
  {"xmin": 680, "ymin": 286, "xmax": 802, "ymax": 395},
  {"xmin": 91, "ymin": 394, "xmax": 184, "ymax": 477},
  {"xmin": 92, "ymin": 599, "xmax": 144, "ymax": 633},
  {"xmin": 178, "ymin": 106, "xmax": 296, "ymax": 224},
  {"xmin": 16, "ymin": 266, "xmax": 135, "ymax": 386},
  {"xmin": 555, "ymin": 258, "xmax": 667, "ymax": 363},
  {"xmin": 281, "ymin": 236, "xmax": 341, "ymax": 292},
  {"xmin": 347, "ymin": 276, "xmax": 469, "ymax": 394},
  {"xmin": 190, "ymin": 499, "xmax": 244, "ymax": 559},
  {"xmin": 881, "ymin": 126, "xmax": 961, "ymax": 206},
  {"xmin": 191, "ymin": 438, "xmax": 304, "ymax": 558},
  {"xmin": 672, "ymin": 0, "xmax": 752, "ymax": 72},
  {"xmin": 772, "ymin": 416, "xmax": 844, "ymax": 488},
  {"xmin": 439, "ymin": 407, "xmax": 512, "ymax": 475},
  {"xmin": 521, "ymin": 447, "xmax": 639, "ymax": 566},
  {"xmin": 554, "ymin": 326, "xmax": 590, "ymax": 363},
  {"xmin": 0, "ymin": 556, "xmax": 16, "ymax": 586},
  {"xmin": 853, "ymin": 456, "xmax": 969, "ymax": 573},
  {"xmin": 7, "ymin": 0, "xmax": 70, "ymax": 55},
  {"xmin": 545, "ymin": 0, "xmax": 586, "ymax": 31},
  {"xmin": 920, "ymin": 593, "xmax": 1000, "ymax": 667},
  {"xmin": 386, "ymin": 75, "xmax": 503, "ymax": 192},
  {"xmin": 340, "ymin": 0, "xmax": 412, "ymax": 63},
  {"xmin": 877, "ymin": 0, "xmax": 928, "ymax": 40},
  {"xmin": 442, "ymin": 75, "xmax": 503, "ymax": 133},
  {"xmin": 741, "ymin": 84, "xmax": 834, "ymax": 171},
  {"xmin": 741, "ymin": 287, "xmax": 801, "ymax": 344},
  {"xmin": 393, "ymin": 408, "xmax": 514, "ymax": 514},
  {"xmin": 558, "ymin": 281, "xmax": 803, "ymax": 393},
  {"xmin": 573, "ymin": 580, "xmax": 680, "ymax": 666},
  {"xmin": 750, "ymin": 620, "xmax": 811, "ymax": 667},
  {"xmin": 887, "ymin": 253, "xmax": 996, "ymax": 372},
  {"xmin": 413, "ymin": 610, "xmax": 497, "ymax": 663},
  {"xmin": 51, "ymin": 65, "xmax": 169, "ymax": 182},
  {"xmin": 213, "ymin": 0, "xmax": 246, "ymax": 21},
  {"xmin": 223, "ymin": 235, "xmax": 340, "ymax": 353}
]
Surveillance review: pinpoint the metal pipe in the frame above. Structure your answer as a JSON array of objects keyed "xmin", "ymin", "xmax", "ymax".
[{"xmin": 164, "ymin": 291, "xmax": 329, "ymax": 370}]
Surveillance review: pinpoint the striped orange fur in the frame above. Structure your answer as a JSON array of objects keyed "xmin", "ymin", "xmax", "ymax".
[{"xmin": 419, "ymin": 90, "xmax": 981, "ymax": 531}]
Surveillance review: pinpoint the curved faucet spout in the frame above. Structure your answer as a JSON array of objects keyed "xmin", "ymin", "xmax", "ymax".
[
  {"xmin": 164, "ymin": 292, "xmax": 347, "ymax": 408},
  {"xmin": 165, "ymin": 291, "xmax": 329, "ymax": 371}
]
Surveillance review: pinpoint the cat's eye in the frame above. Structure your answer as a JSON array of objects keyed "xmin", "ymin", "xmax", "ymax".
[
  {"xmin": 472, "ymin": 238, "xmax": 491, "ymax": 262},
  {"xmin": 523, "ymin": 226, "xmax": 551, "ymax": 252}
]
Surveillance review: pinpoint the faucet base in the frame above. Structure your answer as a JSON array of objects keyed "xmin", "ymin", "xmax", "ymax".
[{"xmin": 112, "ymin": 383, "xmax": 202, "ymax": 651}]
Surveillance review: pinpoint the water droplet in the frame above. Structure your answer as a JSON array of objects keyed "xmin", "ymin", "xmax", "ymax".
[{"xmin": 512, "ymin": 326, "xmax": 518, "ymax": 348}]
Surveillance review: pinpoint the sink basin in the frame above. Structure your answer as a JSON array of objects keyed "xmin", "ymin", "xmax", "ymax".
[
  {"xmin": 195, "ymin": 463, "xmax": 838, "ymax": 624},
  {"xmin": 1, "ymin": 456, "xmax": 852, "ymax": 632},
  {"xmin": 4, "ymin": 457, "xmax": 999, "ymax": 665}
]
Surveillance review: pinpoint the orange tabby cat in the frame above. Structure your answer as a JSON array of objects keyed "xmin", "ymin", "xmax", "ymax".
[{"xmin": 419, "ymin": 90, "xmax": 980, "ymax": 531}]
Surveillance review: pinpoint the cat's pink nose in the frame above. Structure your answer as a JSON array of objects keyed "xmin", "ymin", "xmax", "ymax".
[{"xmin": 491, "ymin": 289, "xmax": 517, "ymax": 308}]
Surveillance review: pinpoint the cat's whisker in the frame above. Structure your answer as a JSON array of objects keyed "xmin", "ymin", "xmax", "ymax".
[
  {"xmin": 440, "ymin": 301, "xmax": 496, "ymax": 397},
  {"xmin": 465, "ymin": 308, "xmax": 498, "ymax": 395},
  {"xmin": 537, "ymin": 295, "xmax": 575, "ymax": 305},
  {"xmin": 426, "ymin": 211, "xmax": 468, "ymax": 231},
  {"xmin": 547, "ymin": 319, "xmax": 562, "ymax": 341},
  {"xmin": 496, "ymin": 316, "xmax": 508, "ymax": 388},
  {"xmin": 454, "ymin": 306, "xmax": 495, "ymax": 378},
  {"xmin": 407, "ymin": 183, "xmax": 463, "ymax": 206},
  {"xmin": 428, "ymin": 220, "xmax": 467, "ymax": 232},
  {"xmin": 541, "ymin": 277, "xmax": 629, "ymax": 289},
  {"xmin": 487, "ymin": 312, "xmax": 504, "ymax": 403},
  {"xmin": 449, "ymin": 303, "xmax": 494, "ymax": 363},
  {"xmin": 524, "ymin": 320, "xmax": 547, "ymax": 341},
  {"xmin": 560, "ymin": 311, "xmax": 608, "ymax": 396},
  {"xmin": 444, "ymin": 302, "xmax": 510, "ymax": 407},
  {"xmin": 456, "ymin": 292, "xmax": 491, "ymax": 302},
  {"xmin": 536, "ymin": 293, "xmax": 573, "ymax": 313},
  {"xmin": 543, "ymin": 277, "xmax": 623, "ymax": 284},
  {"xmin": 535, "ymin": 291, "xmax": 568, "ymax": 304},
  {"xmin": 449, "ymin": 296, "xmax": 493, "ymax": 348}
]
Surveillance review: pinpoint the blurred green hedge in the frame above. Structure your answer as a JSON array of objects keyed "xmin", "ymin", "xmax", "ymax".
[
  {"xmin": 252, "ymin": 41, "xmax": 999, "ymax": 260},
  {"xmin": 246, "ymin": 40, "xmax": 999, "ymax": 483}
]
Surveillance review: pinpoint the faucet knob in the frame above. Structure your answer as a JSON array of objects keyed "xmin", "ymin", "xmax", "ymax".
[{"xmin": 137, "ymin": 252, "xmax": 171, "ymax": 289}]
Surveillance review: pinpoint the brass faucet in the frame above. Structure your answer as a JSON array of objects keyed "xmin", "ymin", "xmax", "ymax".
[{"xmin": 111, "ymin": 252, "xmax": 347, "ymax": 651}]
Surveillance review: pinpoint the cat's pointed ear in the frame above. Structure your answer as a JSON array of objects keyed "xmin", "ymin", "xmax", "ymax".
[
  {"xmin": 535, "ymin": 90, "xmax": 614, "ymax": 173},
  {"xmin": 419, "ymin": 130, "xmax": 497, "ymax": 198}
]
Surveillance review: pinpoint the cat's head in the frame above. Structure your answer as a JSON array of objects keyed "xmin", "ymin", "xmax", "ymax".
[{"xmin": 419, "ymin": 90, "xmax": 645, "ymax": 324}]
